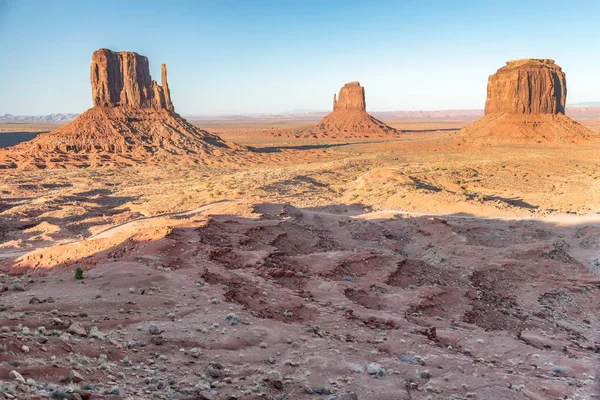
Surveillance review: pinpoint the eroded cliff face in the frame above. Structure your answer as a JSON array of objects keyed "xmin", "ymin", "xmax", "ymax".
[
  {"xmin": 454, "ymin": 59, "xmax": 597, "ymax": 146},
  {"xmin": 484, "ymin": 59, "xmax": 566, "ymax": 115},
  {"xmin": 333, "ymin": 81, "xmax": 366, "ymax": 112},
  {"xmin": 90, "ymin": 49, "xmax": 174, "ymax": 111},
  {"xmin": 0, "ymin": 48, "xmax": 253, "ymax": 169},
  {"xmin": 296, "ymin": 81, "xmax": 399, "ymax": 139}
]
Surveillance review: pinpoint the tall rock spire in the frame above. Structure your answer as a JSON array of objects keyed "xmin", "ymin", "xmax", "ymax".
[{"xmin": 161, "ymin": 64, "xmax": 174, "ymax": 111}]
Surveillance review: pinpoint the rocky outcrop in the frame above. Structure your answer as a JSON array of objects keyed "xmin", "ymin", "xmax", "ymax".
[
  {"xmin": 453, "ymin": 59, "xmax": 597, "ymax": 146},
  {"xmin": 333, "ymin": 81, "xmax": 366, "ymax": 111},
  {"xmin": 90, "ymin": 49, "xmax": 174, "ymax": 110},
  {"xmin": 296, "ymin": 81, "xmax": 399, "ymax": 139},
  {"xmin": 484, "ymin": 59, "xmax": 566, "ymax": 115},
  {"xmin": 0, "ymin": 48, "xmax": 251, "ymax": 169}
]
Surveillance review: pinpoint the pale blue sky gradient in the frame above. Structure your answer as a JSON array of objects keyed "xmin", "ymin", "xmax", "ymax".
[{"xmin": 1, "ymin": 0, "xmax": 599, "ymax": 115}]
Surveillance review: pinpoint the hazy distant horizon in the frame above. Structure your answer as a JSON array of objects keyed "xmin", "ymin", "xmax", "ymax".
[{"xmin": 1, "ymin": 0, "xmax": 599, "ymax": 115}]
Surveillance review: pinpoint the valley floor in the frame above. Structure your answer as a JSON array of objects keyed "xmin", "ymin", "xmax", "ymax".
[{"xmin": 0, "ymin": 118, "xmax": 599, "ymax": 399}]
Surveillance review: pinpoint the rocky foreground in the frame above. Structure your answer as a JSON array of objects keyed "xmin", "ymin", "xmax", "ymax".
[{"xmin": 0, "ymin": 201, "xmax": 598, "ymax": 399}]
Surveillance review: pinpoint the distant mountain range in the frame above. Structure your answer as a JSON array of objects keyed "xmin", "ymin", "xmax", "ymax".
[
  {"xmin": 3, "ymin": 103, "xmax": 600, "ymax": 124},
  {"xmin": 568, "ymin": 102, "xmax": 600, "ymax": 107},
  {"xmin": 0, "ymin": 113, "xmax": 79, "ymax": 122}
]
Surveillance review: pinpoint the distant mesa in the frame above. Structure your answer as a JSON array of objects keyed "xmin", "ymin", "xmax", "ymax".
[
  {"xmin": 454, "ymin": 58, "xmax": 598, "ymax": 146},
  {"xmin": 0, "ymin": 48, "xmax": 248, "ymax": 169},
  {"xmin": 295, "ymin": 81, "xmax": 400, "ymax": 139}
]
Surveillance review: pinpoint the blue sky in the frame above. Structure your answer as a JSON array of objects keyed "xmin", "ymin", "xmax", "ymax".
[{"xmin": 0, "ymin": 0, "xmax": 599, "ymax": 115}]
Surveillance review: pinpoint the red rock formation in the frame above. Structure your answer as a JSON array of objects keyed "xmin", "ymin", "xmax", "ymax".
[
  {"xmin": 161, "ymin": 64, "xmax": 173, "ymax": 111},
  {"xmin": 484, "ymin": 59, "xmax": 566, "ymax": 115},
  {"xmin": 0, "ymin": 48, "xmax": 250, "ymax": 169},
  {"xmin": 454, "ymin": 59, "xmax": 597, "ymax": 146},
  {"xmin": 90, "ymin": 49, "xmax": 174, "ymax": 111},
  {"xmin": 333, "ymin": 81, "xmax": 366, "ymax": 111},
  {"xmin": 297, "ymin": 81, "xmax": 399, "ymax": 139}
]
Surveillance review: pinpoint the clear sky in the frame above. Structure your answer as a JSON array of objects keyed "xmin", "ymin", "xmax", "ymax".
[{"xmin": 1, "ymin": 0, "xmax": 599, "ymax": 115}]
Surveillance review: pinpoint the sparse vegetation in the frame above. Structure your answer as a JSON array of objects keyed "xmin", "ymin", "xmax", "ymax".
[{"xmin": 74, "ymin": 267, "xmax": 84, "ymax": 280}]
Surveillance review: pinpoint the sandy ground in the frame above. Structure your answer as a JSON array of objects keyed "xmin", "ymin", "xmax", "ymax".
[{"xmin": 0, "ymin": 117, "xmax": 599, "ymax": 399}]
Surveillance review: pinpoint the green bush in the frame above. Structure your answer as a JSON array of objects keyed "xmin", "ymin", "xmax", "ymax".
[{"xmin": 74, "ymin": 267, "xmax": 84, "ymax": 280}]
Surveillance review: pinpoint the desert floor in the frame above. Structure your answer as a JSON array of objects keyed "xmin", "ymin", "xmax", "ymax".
[{"xmin": 0, "ymin": 117, "xmax": 599, "ymax": 399}]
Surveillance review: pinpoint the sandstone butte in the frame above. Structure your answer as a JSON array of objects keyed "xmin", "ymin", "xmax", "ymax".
[
  {"xmin": 298, "ymin": 81, "xmax": 400, "ymax": 139},
  {"xmin": 0, "ymin": 49, "xmax": 249, "ymax": 169},
  {"xmin": 454, "ymin": 58, "xmax": 598, "ymax": 146}
]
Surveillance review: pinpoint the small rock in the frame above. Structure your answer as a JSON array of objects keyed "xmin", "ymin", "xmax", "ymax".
[
  {"xmin": 150, "ymin": 336, "xmax": 164, "ymax": 345},
  {"xmin": 21, "ymin": 345, "xmax": 30, "ymax": 353},
  {"xmin": 69, "ymin": 369, "xmax": 85, "ymax": 383},
  {"xmin": 267, "ymin": 369, "xmax": 283, "ymax": 389},
  {"xmin": 206, "ymin": 362, "xmax": 224, "ymax": 378},
  {"xmin": 148, "ymin": 325, "xmax": 162, "ymax": 335},
  {"xmin": 366, "ymin": 363, "xmax": 385, "ymax": 377},
  {"xmin": 88, "ymin": 326, "xmax": 104, "ymax": 339},
  {"xmin": 12, "ymin": 284, "xmax": 25, "ymax": 291},
  {"xmin": 196, "ymin": 391, "xmax": 217, "ymax": 400},
  {"xmin": 9, "ymin": 370, "xmax": 26, "ymax": 384},
  {"xmin": 328, "ymin": 393, "xmax": 358, "ymax": 400},
  {"xmin": 226, "ymin": 313, "xmax": 241, "ymax": 325},
  {"xmin": 190, "ymin": 347, "xmax": 202, "ymax": 358},
  {"xmin": 67, "ymin": 322, "xmax": 87, "ymax": 336}
]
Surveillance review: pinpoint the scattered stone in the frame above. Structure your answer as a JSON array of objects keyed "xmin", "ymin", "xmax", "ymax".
[
  {"xmin": 67, "ymin": 322, "xmax": 87, "ymax": 336},
  {"xmin": 11, "ymin": 284, "xmax": 25, "ymax": 291},
  {"xmin": 69, "ymin": 369, "xmax": 84, "ymax": 383},
  {"xmin": 148, "ymin": 325, "xmax": 162, "ymax": 335},
  {"xmin": 267, "ymin": 370, "xmax": 283, "ymax": 389},
  {"xmin": 366, "ymin": 363, "xmax": 385, "ymax": 377},
  {"xmin": 206, "ymin": 363, "xmax": 225, "ymax": 378},
  {"xmin": 226, "ymin": 313, "xmax": 241, "ymax": 325},
  {"xmin": 88, "ymin": 326, "xmax": 104, "ymax": 339},
  {"xmin": 9, "ymin": 370, "xmax": 26, "ymax": 384},
  {"xmin": 328, "ymin": 393, "xmax": 358, "ymax": 400}
]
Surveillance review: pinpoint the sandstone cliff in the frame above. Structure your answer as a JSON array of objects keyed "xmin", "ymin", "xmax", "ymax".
[
  {"xmin": 0, "ymin": 48, "xmax": 251, "ymax": 169},
  {"xmin": 484, "ymin": 59, "xmax": 566, "ymax": 115},
  {"xmin": 333, "ymin": 81, "xmax": 366, "ymax": 111},
  {"xmin": 454, "ymin": 59, "xmax": 597, "ymax": 146},
  {"xmin": 90, "ymin": 49, "xmax": 174, "ymax": 111},
  {"xmin": 297, "ymin": 81, "xmax": 399, "ymax": 139}
]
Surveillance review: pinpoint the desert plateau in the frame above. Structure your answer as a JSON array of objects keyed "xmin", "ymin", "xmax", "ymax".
[{"xmin": 1, "ymin": 2, "xmax": 599, "ymax": 400}]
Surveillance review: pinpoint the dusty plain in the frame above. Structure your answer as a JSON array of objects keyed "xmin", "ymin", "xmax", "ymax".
[{"xmin": 0, "ymin": 115, "xmax": 599, "ymax": 399}]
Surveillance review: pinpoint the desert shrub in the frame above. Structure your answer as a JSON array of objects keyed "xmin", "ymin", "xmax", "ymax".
[{"xmin": 74, "ymin": 267, "xmax": 84, "ymax": 280}]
